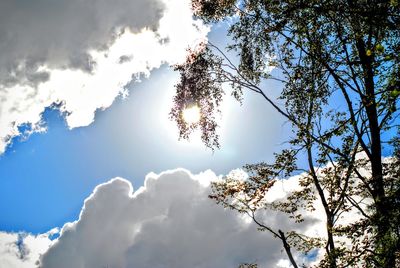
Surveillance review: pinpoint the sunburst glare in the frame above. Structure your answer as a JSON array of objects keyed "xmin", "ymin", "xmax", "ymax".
[{"xmin": 182, "ymin": 105, "xmax": 201, "ymax": 124}]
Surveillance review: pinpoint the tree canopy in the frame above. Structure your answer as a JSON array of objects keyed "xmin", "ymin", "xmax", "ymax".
[{"xmin": 170, "ymin": 0, "xmax": 400, "ymax": 267}]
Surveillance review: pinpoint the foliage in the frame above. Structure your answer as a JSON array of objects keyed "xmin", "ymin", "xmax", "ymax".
[{"xmin": 170, "ymin": 0, "xmax": 400, "ymax": 267}]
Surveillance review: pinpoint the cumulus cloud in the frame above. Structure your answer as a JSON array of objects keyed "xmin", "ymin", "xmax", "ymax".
[
  {"xmin": 2, "ymin": 168, "xmax": 345, "ymax": 267},
  {"xmin": 34, "ymin": 169, "xmax": 319, "ymax": 268},
  {"xmin": 0, "ymin": 0, "xmax": 209, "ymax": 154},
  {"xmin": 0, "ymin": 229, "xmax": 57, "ymax": 268},
  {"xmin": 0, "ymin": 164, "xmax": 376, "ymax": 267}
]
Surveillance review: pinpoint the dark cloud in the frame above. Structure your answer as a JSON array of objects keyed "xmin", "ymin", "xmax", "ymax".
[{"xmin": 0, "ymin": 0, "xmax": 164, "ymax": 86}]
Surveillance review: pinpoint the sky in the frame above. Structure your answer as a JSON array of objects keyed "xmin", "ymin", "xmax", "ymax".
[{"xmin": 0, "ymin": 0, "xmax": 328, "ymax": 267}]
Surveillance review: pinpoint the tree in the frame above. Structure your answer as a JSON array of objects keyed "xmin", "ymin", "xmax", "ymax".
[{"xmin": 170, "ymin": 0, "xmax": 400, "ymax": 267}]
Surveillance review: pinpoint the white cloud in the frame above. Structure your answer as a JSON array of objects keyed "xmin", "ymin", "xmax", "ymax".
[
  {"xmin": 0, "ymin": 158, "xmax": 378, "ymax": 268},
  {"xmin": 0, "ymin": 0, "xmax": 209, "ymax": 154},
  {"xmin": 0, "ymin": 166, "xmax": 369, "ymax": 267},
  {"xmin": 6, "ymin": 163, "xmax": 373, "ymax": 267},
  {"xmin": 0, "ymin": 229, "xmax": 57, "ymax": 268},
  {"xmin": 34, "ymin": 169, "xmax": 318, "ymax": 268}
]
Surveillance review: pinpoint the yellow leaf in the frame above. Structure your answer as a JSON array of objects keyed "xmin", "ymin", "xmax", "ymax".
[{"xmin": 375, "ymin": 44, "xmax": 384, "ymax": 53}]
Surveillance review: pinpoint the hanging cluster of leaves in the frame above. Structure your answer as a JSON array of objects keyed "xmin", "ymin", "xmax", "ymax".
[
  {"xmin": 170, "ymin": 0, "xmax": 400, "ymax": 267},
  {"xmin": 170, "ymin": 46, "xmax": 225, "ymax": 148}
]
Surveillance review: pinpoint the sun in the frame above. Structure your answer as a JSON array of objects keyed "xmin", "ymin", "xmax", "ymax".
[{"xmin": 182, "ymin": 105, "xmax": 201, "ymax": 124}]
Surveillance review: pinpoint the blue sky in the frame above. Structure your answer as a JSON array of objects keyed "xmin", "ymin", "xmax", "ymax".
[
  {"xmin": 0, "ymin": 61, "xmax": 287, "ymax": 234},
  {"xmin": 0, "ymin": 7, "xmax": 293, "ymax": 235},
  {"xmin": 0, "ymin": 1, "xmax": 397, "ymax": 267},
  {"xmin": 0, "ymin": 13, "xmax": 394, "ymax": 235}
]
